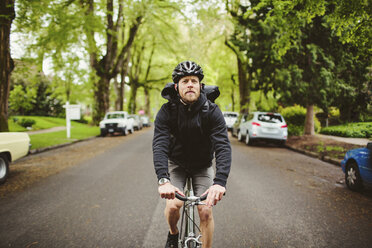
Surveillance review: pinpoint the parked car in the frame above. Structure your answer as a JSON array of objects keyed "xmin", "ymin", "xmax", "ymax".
[
  {"xmin": 99, "ymin": 111, "xmax": 134, "ymax": 136},
  {"xmin": 140, "ymin": 115, "xmax": 151, "ymax": 127},
  {"xmin": 341, "ymin": 142, "xmax": 372, "ymax": 191},
  {"xmin": 238, "ymin": 112, "xmax": 288, "ymax": 146},
  {"xmin": 231, "ymin": 114, "xmax": 247, "ymax": 137},
  {"xmin": 0, "ymin": 132, "xmax": 30, "ymax": 184},
  {"xmin": 223, "ymin": 112, "xmax": 239, "ymax": 131},
  {"xmin": 128, "ymin": 114, "xmax": 143, "ymax": 130}
]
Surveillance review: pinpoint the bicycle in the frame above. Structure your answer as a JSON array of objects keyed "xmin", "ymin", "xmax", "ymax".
[{"xmin": 175, "ymin": 177, "xmax": 208, "ymax": 248}]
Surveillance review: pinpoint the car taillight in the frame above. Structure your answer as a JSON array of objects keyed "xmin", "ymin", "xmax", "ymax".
[
  {"xmin": 281, "ymin": 124, "xmax": 287, "ymax": 128},
  {"xmin": 252, "ymin": 122, "xmax": 261, "ymax": 126}
]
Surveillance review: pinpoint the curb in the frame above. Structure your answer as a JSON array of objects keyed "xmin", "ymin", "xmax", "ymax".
[
  {"xmin": 29, "ymin": 136, "xmax": 99, "ymax": 155},
  {"xmin": 286, "ymin": 145, "xmax": 341, "ymax": 166}
]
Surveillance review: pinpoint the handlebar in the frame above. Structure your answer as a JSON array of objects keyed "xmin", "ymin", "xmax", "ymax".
[{"xmin": 175, "ymin": 192, "xmax": 208, "ymax": 202}]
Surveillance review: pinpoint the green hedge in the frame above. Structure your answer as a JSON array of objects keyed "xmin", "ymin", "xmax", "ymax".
[
  {"xmin": 320, "ymin": 122, "xmax": 372, "ymax": 138},
  {"xmin": 280, "ymin": 105, "xmax": 321, "ymax": 136}
]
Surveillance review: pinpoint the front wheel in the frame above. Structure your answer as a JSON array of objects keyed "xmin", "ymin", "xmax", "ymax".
[
  {"xmin": 186, "ymin": 241, "xmax": 197, "ymax": 248},
  {"xmin": 0, "ymin": 154, "xmax": 10, "ymax": 185},
  {"xmin": 122, "ymin": 127, "xmax": 128, "ymax": 136},
  {"xmin": 100, "ymin": 129, "xmax": 107, "ymax": 137},
  {"xmin": 345, "ymin": 161, "xmax": 363, "ymax": 191},
  {"xmin": 245, "ymin": 133, "xmax": 253, "ymax": 146}
]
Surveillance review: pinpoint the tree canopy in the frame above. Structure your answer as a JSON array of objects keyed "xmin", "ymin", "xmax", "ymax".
[{"xmin": 0, "ymin": 0, "xmax": 370, "ymax": 132}]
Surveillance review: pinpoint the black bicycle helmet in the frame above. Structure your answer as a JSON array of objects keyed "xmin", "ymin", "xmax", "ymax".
[{"xmin": 172, "ymin": 61, "xmax": 204, "ymax": 84}]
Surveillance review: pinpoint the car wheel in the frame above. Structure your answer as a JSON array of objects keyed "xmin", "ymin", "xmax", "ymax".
[
  {"xmin": 345, "ymin": 161, "xmax": 363, "ymax": 191},
  {"xmin": 238, "ymin": 131, "xmax": 243, "ymax": 141},
  {"xmin": 100, "ymin": 130, "xmax": 107, "ymax": 137},
  {"xmin": 123, "ymin": 127, "xmax": 128, "ymax": 136},
  {"xmin": 245, "ymin": 133, "xmax": 253, "ymax": 146},
  {"xmin": 0, "ymin": 154, "xmax": 9, "ymax": 185}
]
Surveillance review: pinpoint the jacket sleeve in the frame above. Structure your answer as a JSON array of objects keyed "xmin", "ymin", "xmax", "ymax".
[
  {"xmin": 152, "ymin": 104, "xmax": 171, "ymax": 180},
  {"xmin": 209, "ymin": 105, "xmax": 232, "ymax": 187}
]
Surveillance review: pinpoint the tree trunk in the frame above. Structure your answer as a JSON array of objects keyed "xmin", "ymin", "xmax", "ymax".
[
  {"xmin": 114, "ymin": 53, "xmax": 130, "ymax": 111},
  {"xmin": 81, "ymin": 0, "xmax": 142, "ymax": 124},
  {"xmin": 225, "ymin": 40, "xmax": 251, "ymax": 115},
  {"xmin": 128, "ymin": 82, "xmax": 138, "ymax": 114},
  {"xmin": 92, "ymin": 77, "xmax": 110, "ymax": 124},
  {"xmin": 0, "ymin": 0, "xmax": 15, "ymax": 132},
  {"xmin": 114, "ymin": 76, "xmax": 120, "ymax": 110},
  {"xmin": 231, "ymin": 85, "xmax": 235, "ymax": 112},
  {"xmin": 144, "ymin": 87, "xmax": 150, "ymax": 117},
  {"xmin": 304, "ymin": 104, "xmax": 315, "ymax": 135},
  {"xmin": 237, "ymin": 58, "xmax": 250, "ymax": 114}
]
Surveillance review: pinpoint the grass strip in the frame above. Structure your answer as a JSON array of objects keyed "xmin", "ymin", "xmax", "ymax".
[
  {"xmin": 29, "ymin": 124, "xmax": 99, "ymax": 150},
  {"xmin": 9, "ymin": 116, "xmax": 68, "ymax": 131}
]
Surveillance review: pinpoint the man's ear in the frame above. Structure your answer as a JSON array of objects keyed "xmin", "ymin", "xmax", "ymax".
[{"xmin": 174, "ymin": 83, "xmax": 178, "ymax": 91}]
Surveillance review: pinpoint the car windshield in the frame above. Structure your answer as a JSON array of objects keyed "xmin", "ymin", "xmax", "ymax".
[
  {"xmin": 257, "ymin": 114, "xmax": 283, "ymax": 123},
  {"xmin": 106, "ymin": 113, "xmax": 125, "ymax": 119},
  {"xmin": 224, "ymin": 113, "xmax": 238, "ymax": 118}
]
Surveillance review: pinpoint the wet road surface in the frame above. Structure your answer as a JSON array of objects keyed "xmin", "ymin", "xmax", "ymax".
[{"xmin": 0, "ymin": 128, "xmax": 371, "ymax": 247}]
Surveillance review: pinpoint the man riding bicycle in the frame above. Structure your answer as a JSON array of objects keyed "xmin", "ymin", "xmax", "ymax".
[{"xmin": 152, "ymin": 61, "xmax": 232, "ymax": 248}]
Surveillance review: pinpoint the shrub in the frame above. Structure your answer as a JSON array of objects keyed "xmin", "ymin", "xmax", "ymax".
[
  {"xmin": 280, "ymin": 105, "xmax": 321, "ymax": 136},
  {"xmin": 320, "ymin": 122, "xmax": 372, "ymax": 138},
  {"xmin": 287, "ymin": 125, "xmax": 304, "ymax": 136},
  {"xmin": 19, "ymin": 118, "xmax": 36, "ymax": 128},
  {"xmin": 280, "ymin": 105, "xmax": 306, "ymax": 126}
]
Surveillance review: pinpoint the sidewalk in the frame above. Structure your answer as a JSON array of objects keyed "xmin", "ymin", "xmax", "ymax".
[
  {"xmin": 315, "ymin": 134, "xmax": 371, "ymax": 146},
  {"xmin": 26, "ymin": 126, "xmax": 66, "ymax": 135}
]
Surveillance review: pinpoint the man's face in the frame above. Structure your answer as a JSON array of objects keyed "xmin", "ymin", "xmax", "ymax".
[{"xmin": 177, "ymin": 76, "xmax": 201, "ymax": 104}]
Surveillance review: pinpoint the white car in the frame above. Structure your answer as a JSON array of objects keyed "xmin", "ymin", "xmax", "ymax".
[
  {"xmin": 0, "ymin": 132, "xmax": 30, "ymax": 184},
  {"xmin": 99, "ymin": 111, "xmax": 134, "ymax": 136},
  {"xmin": 238, "ymin": 112, "xmax": 288, "ymax": 146},
  {"xmin": 223, "ymin": 112, "xmax": 239, "ymax": 130},
  {"xmin": 128, "ymin": 115, "xmax": 143, "ymax": 131},
  {"xmin": 140, "ymin": 115, "xmax": 150, "ymax": 127}
]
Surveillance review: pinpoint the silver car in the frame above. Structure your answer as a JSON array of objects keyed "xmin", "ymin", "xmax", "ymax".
[{"xmin": 238, "ymin": 112, "xmax": 288, "ymax": 146}]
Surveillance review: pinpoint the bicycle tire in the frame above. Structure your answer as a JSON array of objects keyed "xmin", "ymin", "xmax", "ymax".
[{"xmin": 187, "ymin": 241, "xmax": 197, "ymax": 248}]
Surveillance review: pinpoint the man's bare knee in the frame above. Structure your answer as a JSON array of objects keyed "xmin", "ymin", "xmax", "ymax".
[
  {"xmin": 165, "ymin": 199, "xmax": 183, "ymax": 215},
  {"xmin": 198, "ymin": 205, "xmax": 213, "ymax": 222}
]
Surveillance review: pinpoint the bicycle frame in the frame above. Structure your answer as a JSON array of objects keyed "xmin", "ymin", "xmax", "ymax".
[{"xmin": 177, "ymin": 177, "xmax": 205, "ymax": 248}]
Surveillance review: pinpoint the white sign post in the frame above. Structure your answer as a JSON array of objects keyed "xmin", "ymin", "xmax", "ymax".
[{"xmin": 63, "ymin": 102, "xmax": 81, "ymax": 139}]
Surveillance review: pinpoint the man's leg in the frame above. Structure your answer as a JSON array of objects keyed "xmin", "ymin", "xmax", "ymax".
[
  {"xmin": 197, "ymin": 205, "xmax": 214, "ymax": 248},
  {"xmin": 165, "ymin": 199, "xmax": 184, "ymax": 234}
]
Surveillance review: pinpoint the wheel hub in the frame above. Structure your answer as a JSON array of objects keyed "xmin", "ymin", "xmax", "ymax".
[{"xmin": 347, "ymin": 168, "xmax": 356, "ymax": 185}]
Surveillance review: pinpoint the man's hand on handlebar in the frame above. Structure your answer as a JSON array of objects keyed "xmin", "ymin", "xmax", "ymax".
[
  {"xmin": 158, "ymin": 182, "xmax": 184, "ymax": 200},
  {"xmin": 202, "ymin": 184, "xmax": 226, "ymax": 208}
]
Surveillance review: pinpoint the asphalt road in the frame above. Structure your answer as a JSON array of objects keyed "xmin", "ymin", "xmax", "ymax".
[{"xmin": 1, "ymin": 128, "xmax": 371, "ymax": 248}]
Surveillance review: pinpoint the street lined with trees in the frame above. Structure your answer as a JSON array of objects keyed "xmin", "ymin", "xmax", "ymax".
[{"xmin": 0, "ymin": 0, "xmax": 371, "ymax": 135}]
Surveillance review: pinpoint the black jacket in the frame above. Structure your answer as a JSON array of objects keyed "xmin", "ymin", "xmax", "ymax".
[{"xmin": 152, "ymin": 83, "xmax": 232, "ymax": 187}]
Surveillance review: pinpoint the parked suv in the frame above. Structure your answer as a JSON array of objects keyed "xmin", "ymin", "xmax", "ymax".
[
  {"xmin": 231, "ymin": 114, "xmax": 247, "ymax": 137},
  {"xmin": 99, "ymin": 111, "xmax": 134, "ymax": 136},
  {"xmin": 238, "ymin": 112, "xmax": 288, "ymax": 146},
  {"xmin": 223, "ymin": 112, "xmax": 239, "ymax": 131}
]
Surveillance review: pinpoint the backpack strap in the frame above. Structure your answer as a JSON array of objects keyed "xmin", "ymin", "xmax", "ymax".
[
  {"xmin": 200, "ymin": 101, "xmax": 211, "ymax": 136},
  {"xmin": 168, "ymin": 102, "xmax": 178, "ymax": 136}
]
